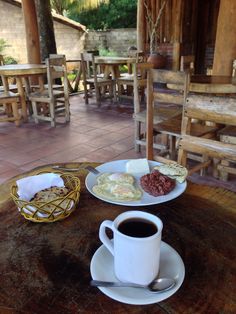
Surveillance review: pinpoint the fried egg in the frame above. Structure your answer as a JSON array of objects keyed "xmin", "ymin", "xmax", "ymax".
[
  {"xmin": 92, "ymin": 173, "xmax": 142, "ymax": 202},
  {"xmin": 97, "ymin": 172, "xmax": 134, "ymax": 185}
]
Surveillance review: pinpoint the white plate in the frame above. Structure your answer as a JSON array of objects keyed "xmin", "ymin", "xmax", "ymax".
[
  {"xmin": 85, "ymin": 160, "xmax": 187, "ymax": 206},
  {"xmin": 90, "ymin": 241, "xmax": 185, "ymax": 305}
]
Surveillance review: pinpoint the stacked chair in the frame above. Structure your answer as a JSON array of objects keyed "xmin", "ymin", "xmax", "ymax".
[
  {"xmin": 28, "ymin": 54, "xmax": 70, "ymax": 127},
  {"xmin": 146, "ymin": 68, "xmax": 236, "ymax": 180},
  {"xmin": 177, "ymin": 94, "xmax": 236, "ymax": 177},
  {"xmin": 80, "ymin": 52, "xmax": 115, "ymax": 105}
]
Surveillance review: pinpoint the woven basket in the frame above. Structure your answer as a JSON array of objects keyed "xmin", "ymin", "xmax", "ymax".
[{"xmin": 11, "ymin": 172, "xmax": 80, "ymax": 223}]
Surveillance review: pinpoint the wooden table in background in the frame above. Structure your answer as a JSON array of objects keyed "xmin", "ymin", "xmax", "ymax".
[
  {"xmin": 0, "ymin": 162, "xmax": 235, "ymax": 313},
  {"xmin": 0, "ymin": 64, "xmax": 46, "ymax": 121},
  {"xmin": 95, "ymin": 56, "xmax": 136, "ymax": 79}
]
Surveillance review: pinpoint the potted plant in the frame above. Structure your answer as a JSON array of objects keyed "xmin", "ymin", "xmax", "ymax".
[{"xmin": 144, "ymin": 0, "xmax": 167, "ymax": 68}]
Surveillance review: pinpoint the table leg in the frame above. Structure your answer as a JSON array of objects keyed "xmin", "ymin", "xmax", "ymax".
[{"xmin": 16, "ymin": 77, "xmax": 28, "ymax": 122}]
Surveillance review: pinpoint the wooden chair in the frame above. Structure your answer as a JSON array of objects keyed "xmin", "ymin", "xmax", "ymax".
[
  {"xmin": 30, "ymin": 54, "xmax": 65, "ymax": 92},
  {"xmin": 180, "ymin": 55, "xmax": 195, "ymax": 74},
  {"xmin": 151, "ymin": 72, "xmax": 236, "ymax": 162},
  {"xmin": 81, "ymin": 52, "xmax": 115, "ymax": 105},
  {"xmin": 0, "ymin": 91, "xmax": 21, "ymax": 126},
  {"xmin": 146, "ymin": 69, "xmax": 221, "ymax": 163},
  {"xmin": 177, "ymin": 94, "xmax": 236, "ymax": 177},
  {"xmin": 144, "ymin": 69, "xmax": 191, "ymax": 157},
  {"xmin": 116, "ymin": 52, "xmax": 146, "ymax": 101},
  {"xmin": 28, "ymin": 55, "xmax": 70, "ymax": 127}
]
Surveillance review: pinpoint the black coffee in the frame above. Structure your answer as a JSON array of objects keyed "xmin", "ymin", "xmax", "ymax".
[{"xmin": 118, "ymin": 218, "xmax": 157, "ymax": 238}]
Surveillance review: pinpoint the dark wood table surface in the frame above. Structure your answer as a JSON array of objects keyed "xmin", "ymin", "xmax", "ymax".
[{"xmin": 0, "ymin": 162, "xmax": 235, "ymax": 314}]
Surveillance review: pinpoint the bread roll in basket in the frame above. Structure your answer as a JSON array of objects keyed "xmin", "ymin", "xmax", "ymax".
[{"xmin": 11, "ymin": 172, "xmax": 80, "ymax": 223}]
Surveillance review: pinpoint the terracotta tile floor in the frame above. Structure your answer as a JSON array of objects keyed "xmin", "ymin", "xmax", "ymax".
[
  {"xmin": 0, "ymin": 94, "xmax": 145, "ymax": 184},
  {"xmin": 1, "ymin": 94, "xmax": 235, "ymax": 192}
]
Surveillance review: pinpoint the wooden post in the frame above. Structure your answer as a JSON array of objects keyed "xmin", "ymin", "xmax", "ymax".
[
  {"xmin": 172, "ymin": 0, "xmax": 183, "ymax": 70},
  {"xmin": 137, "ymin": 0, "xmax": 145, "ymax": 52},
  {"xmin": 21, "ymin": 0, "xmax": 41, "ymax": 64},
  {"xmin": 213, "ymin": 0, "xmax": 236, "ymax": 75}
]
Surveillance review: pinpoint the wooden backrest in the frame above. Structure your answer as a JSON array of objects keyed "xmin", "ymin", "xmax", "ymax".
[
  {"xmin": 180, "ymin": 55, "xmax": 195, "ymax": 74},
  {"xmin": 182, "ymin": 94, "xmax": 236, "ymax": 135},
  {"xmin": 133, "ymin": 62, "xmax": 153, "ymax": 114},
  {"xmin": 80, "ymin": 52, "xmax": 98, "ymax": 82},
  {"xmin": 152, "ymin": 69, "xmax": 189, "ymax": 106},
  {"xmin": 46, "ymin": 55, "xmax": 68, "ymax": 98},
  {"xmin": 190, "ymin": 82, "xmax": 236, "ymax": 94},
  {"xmin": 146, "ymin": 69, "xmax": 189, "ymax": 160}
]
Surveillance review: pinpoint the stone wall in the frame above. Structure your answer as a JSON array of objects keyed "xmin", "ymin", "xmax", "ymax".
[
  {"xmin": 0, "ymin": 1, "xmax": 85, "ymax": 63},
  {"xmin": 85, "ymin": 28, "xmax": 137, "ymax": 56}
]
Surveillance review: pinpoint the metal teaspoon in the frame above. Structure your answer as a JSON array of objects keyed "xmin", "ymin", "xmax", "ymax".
[{"xmin": 90, "ymin": 277, "xmax": 176, "ymax": 293}]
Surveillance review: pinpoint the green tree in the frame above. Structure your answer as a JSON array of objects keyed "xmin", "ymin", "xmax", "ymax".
[
  {"xmin": 67, "ymin": 0, "xmax": 137, "ymax": 30},
  {"xmin": 50, "ymin": 0, "xmax": 108, "ymax": 15}
]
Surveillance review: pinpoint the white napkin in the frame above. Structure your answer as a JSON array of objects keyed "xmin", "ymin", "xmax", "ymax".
[{"xmin": 16, "ymin": 173, "xmax": 64, "ymax": 201}]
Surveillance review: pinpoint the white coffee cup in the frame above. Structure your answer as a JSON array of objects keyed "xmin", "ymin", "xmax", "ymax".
[{"xmin": 99, "ymin": 210, "xmax": 163, "ymax": 285}]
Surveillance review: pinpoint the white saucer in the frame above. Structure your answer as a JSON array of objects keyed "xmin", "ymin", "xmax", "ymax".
[{"xmin": 90, "ymin": 241, "xmax": 185, "ymax": 305}]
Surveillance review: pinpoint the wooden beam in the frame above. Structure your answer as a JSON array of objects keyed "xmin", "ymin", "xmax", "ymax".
[
  {"xmin": 137, "ymin": 0, "xmax": 146, "ymax": 51},
  {"xmin": 213, "ymin": 0, "xmax": 236, "ymax": 75},
  {"xmin": 172, "ymin": 0, "xmax": 183, "ymax": 70},
  {"xmin": 21, "ymin": 0, "xmax": 41, "ymax": 63}
]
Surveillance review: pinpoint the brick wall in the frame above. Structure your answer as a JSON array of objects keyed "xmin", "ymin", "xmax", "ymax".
[{"xmin": 0, "ymin": 1, "xmax": 85, "ymax": 63}]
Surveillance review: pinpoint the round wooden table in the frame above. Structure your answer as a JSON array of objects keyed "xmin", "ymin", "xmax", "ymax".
[
  {"xmin": 95, "ymin": 56, "xmax": 136, "ymax": 79},
  {"xmin": 0, "ymin": 162, "xmax": 235, "ymax": 313}
]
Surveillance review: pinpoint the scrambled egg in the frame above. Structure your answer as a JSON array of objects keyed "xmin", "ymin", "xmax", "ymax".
[{"xmin": 92, "ymin": 172, "xmax": 142, "ymax": 201}]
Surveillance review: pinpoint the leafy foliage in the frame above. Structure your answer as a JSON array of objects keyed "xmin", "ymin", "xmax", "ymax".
[
  {"xmin": 98, "ymin": 47, "xmax": 117, "ymax": 56},
  {"xmin": 0, "ymin": 39, "xmax": 17, "ymax": 64},
  {"xmin": 0, "ymin": 39, "xmax": 9, "ymax": 54},
  {"xmin": 67, "ymin": 0, "xmax": 137, "ymax": 30},
  {"xmin": 50, "ymin": 0, "xmax": 109, "ymax": 15}
]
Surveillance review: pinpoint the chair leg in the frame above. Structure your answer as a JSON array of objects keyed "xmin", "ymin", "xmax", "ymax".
[
  {"xmin": 49, "ymin": 101, "xmax": 56, "ymax": 127},
  {"xmin": 108, "ymin": 84, "xmax": 113, "ymax": 104},
  {"xmin": 31, "ymin": 101, "xmax": 39, "ymax": 124},
  {"xmin": 178, "ymin": 146, "xmax": 187, "ymax": 167},
  {"xmin": 169, "ymin": 136, "xmax": 177, "ymax": 160},
  {"xmin": 134, "ymin": 120, "xmax": 141, "ymax": 152},
  {"xmin": 219, "ymin": 159, "xmax": 230, "ymax": 181},
  {"xmin": 95, "ymin": 85, "xmax": 100, "ymax": 105},
  {"xmin": 11, "ymin": 102, "xmax": 21, "ymax": 126},
  {"xmin": 112, "ymin": 83, "xmax": 117, "ymax": 102},
  {"xmin": 200, "ymin": 155, "xmax": 208, "ymax": 176},
  {"xmin": 84, "ymin": 83, "xmax": 89, "ymax": 104},
  {"xmin": 65, "ymin": 99, "xmax": 70, "ymax": 122}
]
